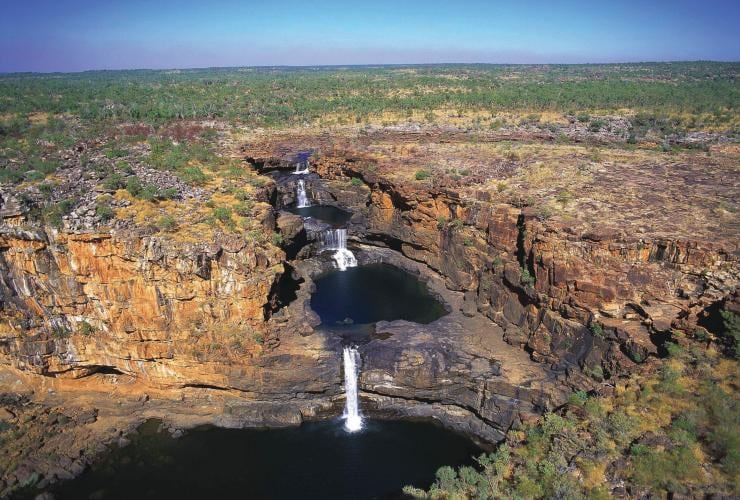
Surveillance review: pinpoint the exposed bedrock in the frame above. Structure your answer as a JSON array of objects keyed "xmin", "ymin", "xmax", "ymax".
[
  {"xmin": 0, "ymin": 224, "xmax": 340, "ymax": 401},
  {"xmin": 0, "ymin": 144, "xmax": 736, "ymax": 446},
  {"xmin": 274, "ymin": 151, "xmax": 738, "ymax": 383},
  {"xmin": 271, "ymin": 245, "xmax": 567, "ymax": 443}
]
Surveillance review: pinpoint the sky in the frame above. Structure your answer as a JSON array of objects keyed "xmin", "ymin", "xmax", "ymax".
[{"xmin": 1, "ymin": 0, "xmax": 739, "ymax": 72}]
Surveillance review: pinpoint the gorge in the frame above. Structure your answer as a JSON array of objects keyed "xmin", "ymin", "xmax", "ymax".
[{"xmin": 0, "ymin": 99, "xmax": 737, "ymax": 498}]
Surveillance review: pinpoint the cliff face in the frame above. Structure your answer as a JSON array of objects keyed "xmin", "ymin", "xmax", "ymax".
[
  {"xmin": 308, "ymin": 154, "xmax": 737, "ymax": 383},
  {"xmin": 1, "ymin": 134, "xmax": 737, "ymax": 426},
  {"xmin": 0, "ymin": 225, "xmax": 337, "ymax": 396}
]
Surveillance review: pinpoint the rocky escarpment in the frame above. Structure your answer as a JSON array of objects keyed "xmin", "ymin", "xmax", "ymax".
[
  {"xmin": 257, "ymin": 150, "xmax": 738, "ymax": 389},
  {"xmin": 1, "ymin": 136, "xmax": 736, "ymax": 494},
  {"xmin": 0, "ymin": 223, "xmax": 338, "ymax": 398}
]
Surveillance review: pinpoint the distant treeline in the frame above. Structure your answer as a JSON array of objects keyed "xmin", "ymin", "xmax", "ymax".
[{"xmin": 0, "ymin": 62, "xmax": 737, "ymax": 127}]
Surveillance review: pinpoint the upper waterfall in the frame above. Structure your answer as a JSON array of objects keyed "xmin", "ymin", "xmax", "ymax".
[{"xmin": 293, "ymin": 160, "xmax": 309, "ymax": 174}]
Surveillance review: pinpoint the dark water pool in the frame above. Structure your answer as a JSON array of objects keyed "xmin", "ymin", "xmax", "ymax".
[
  {"xmin": 286, "ymin": 205, "xmax": 352, "ymax": 226},
  {"xmin": 48, "ymin": 419, "xmax": 480, "ymax": 500},
  {"xmin": 311, "ymin": 263, "xmax": 447, "ymax": 326}
]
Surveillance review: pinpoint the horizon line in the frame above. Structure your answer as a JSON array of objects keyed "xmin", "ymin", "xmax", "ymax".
[{"xmin": 1, "ymin": 59, "xmax": 738, "ymax": 77}]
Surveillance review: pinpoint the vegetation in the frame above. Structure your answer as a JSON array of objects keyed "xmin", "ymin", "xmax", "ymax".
[
  {"xmin": 415, "ymin": 169, "xmax": 431, "ymax": 181},
  {"xmin": 405, "ymin": 334, "xmax": 738, "ymax": 498},
  {"xmin": 0, "ymin": 63, "xmax": 736, "ymax": 130},
  {"xmin": 520, "ymin": 268, "xmax": 535, "ymax": 286},
  {"xmin": 78, "ymin": 321, "xmax": 96, "ymax": 336}
]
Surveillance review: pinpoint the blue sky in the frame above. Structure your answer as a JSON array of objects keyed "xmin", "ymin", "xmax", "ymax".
[{"xmin": 1, "ymin": 0, "xmax": 739, "ymax": 72}]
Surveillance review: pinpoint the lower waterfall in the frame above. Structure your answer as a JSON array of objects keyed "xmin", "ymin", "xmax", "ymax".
[
  {"xmin": 320, "ymin": 229, "xmax": 357, "ymax": 271},
  {"xmin": 342, "ymin": 346, "xmax": 363, "ymax": 432}
]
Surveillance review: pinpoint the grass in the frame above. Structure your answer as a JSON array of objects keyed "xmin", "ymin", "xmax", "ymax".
[{"xmin": 407, "ymin": 335, "xmax": 739, "ymax": 499}]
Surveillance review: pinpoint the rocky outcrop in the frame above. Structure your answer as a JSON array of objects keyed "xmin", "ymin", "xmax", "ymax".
[
  {"xmin": 301, "ymin": 152, "xmax": 738, "ymax": 383},
  {"xmin": 0, "ymin": 224, "xmax": 339, "ymax": 398}
]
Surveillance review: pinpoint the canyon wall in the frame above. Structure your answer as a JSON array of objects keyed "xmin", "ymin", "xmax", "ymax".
[
  {"xmin": 0, "ymin": 223, "xmax": 337, "ymax": 397},
  {"xmin": 308, "ymin": 154, "xmax": 737, "ymax": 383}
]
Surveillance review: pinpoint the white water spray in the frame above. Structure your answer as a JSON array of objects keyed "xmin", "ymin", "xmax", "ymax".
[
  {"xmin": 320, "ymin": 229, "xmax": 357, "ymax": 271},
  {"xmin": 293, "ymin": 160, "xmax": 309, "ymax": 175},
  {"xmin": 342, "ymin": 346, "xmax": 363, "ymax": 432},
  {"xmin": 296, "ymin": 179, "xmax": 311, "ymax": 208}
]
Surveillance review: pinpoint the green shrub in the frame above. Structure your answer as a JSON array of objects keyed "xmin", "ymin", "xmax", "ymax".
[
  {"xmin": 157, "ymin": 215, "xmax": 177, "ymax": 232},
  {"xmin": 0, "ymin": 167, "xmax": 24, "ymax": 184},
  {"xmin": 630, "ymin": 444, "xmax": 650, "ymax": 459},
  {"xmin": 556, "ymin": 190, "xmax": 573, "ymax": 206},
  {"xmin": 657, "ymin": 365, "xmax": 685, "ymax": 395},
  {"xmin": 103, "ymin": 172, "xmax": 125, "ymax": 190},
  {"xmin": 125, "ymin": 176, "xmax": 142, "ymax": 196},
  {"xmin": 350, "ymin": 177, "xmax": 363, "ymax": 187},
  {"xmin": 253, "ymin": 332, "xmax": 265, "ymax": 344},
  {"xmin": 51, "ymin": 325, "xmax": 71, "ymax": 339},
  {"xmin": 42, "ymin": 199, "xmax": 73, "ymax": 228},
  {"xmin": 415, "ymin": 169, "xmax": 430, "ymax": 181},
  {"xmin": 115, "ymin": 160, "xmax": 134, "ymax": 174},
  {"xmin": 271, "ymin": 232, "xmax": 284, "ymax": 246},
  {"xmin": 232, "ymin": 188, "xmax": 249, "ymax": 201},
  {"xmin": 137, "ymin": 184, "xmax": 159, "ymax": 201},
  {"xmin": 24, "ymin": 170, "xmax": 46, "ymax": 182},
  {"xmin": 719, "ymin": 309, "xmax": 739, "ymax": 355},
  {"xmin": 38, "ymin": 182, "xmax": 54, "ymax": 197},
  {"xmin": 590, "ymin": 322, "xmax": 605, "ymax": 338},
  {"xmin": 105, "ymin": 148, "xmax": 127, "ymax": 159},
  {"xmin": 96, "ymin": 202, "xmax": 114, "ymax": 222},
  {"xmin": 213, "ymin": 207, "xmax": 232, "ymax": 223},
  {"xmin": 520, "ymin": 268, "xmax": 535, "ymax": 286},
  {"xmin": 78, "ymin": 321, "xmax": 96, "ymax": 336},
  {"xmin": 568, "ymin": 390, "xmax": 589, "ymax": 406},
  {"xmin": 160, "ymin": 187, "xmax": 179, "ymax": 199},
  {"xmin": 665, "ymin": 341, "xmax": 683, "ymax": 357},
  {"xmin": 589, "ymin": 118, "xmax": 606, "ymax": 132},
  {"xmin": 179, "ymin": 166, "xmax": 209, "ymax": 185},
  {"xmin": 584, "ymin": 363, "xmax": 605, "ymax": 381},
  {"xmin": 631, "ymin": 446, "xmax": 702, "ymax": 494},
  {"xmin": 29, "ymin": 157, "xmax": 61, "ymax": 175},
  {"xmin": 449, "ymin": 218, "xmax": 464, "ymax": 231},
  {"xmin": 234, "ymin": 201, "xmax": 253, "ymax": 216}
]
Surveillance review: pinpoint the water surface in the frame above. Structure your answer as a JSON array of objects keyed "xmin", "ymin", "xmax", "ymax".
[
  {"xmin": 50, "ymin": 419, "xmax": 479, "ymax": 500},
  {"xmin": 311, "ymin": 263, "xmax": 447, "ymax": 326},
  {"xmin": 286, "ymin": 205, "xmax": 352, "ymax": 226}
]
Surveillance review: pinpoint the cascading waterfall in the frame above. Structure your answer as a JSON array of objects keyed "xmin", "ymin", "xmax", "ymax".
[
  {"xmin": 342, "ymin": 346, "xmax": 363, "ymax": 432},
  {"xmin": 296, "ymin": 179, "xmax": 311, "ymax": 208},
  {"xmin": 293, "ymin": 160, "xmax": 309, "ymax": 174},
  {"xmin": 320, "ymin": 229, "xmax": 357, "ymax": 271}
]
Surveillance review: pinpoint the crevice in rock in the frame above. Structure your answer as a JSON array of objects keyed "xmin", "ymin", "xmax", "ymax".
[
  {"xmin": 264, "ymin": 262, "xmax": 304, "ymax": 318},
  {"xmin": 91, "ymin": 366, "xmax": 126, "ymax": 376},
  {"xmin": 183, "ymin": 383, "xmax": 232, "ymax": 391}
]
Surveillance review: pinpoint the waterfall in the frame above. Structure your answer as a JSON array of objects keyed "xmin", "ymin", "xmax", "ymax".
[
  {"xmin": 342, "ymin": 346, "xmax": 363, "ymax": 432},
  {"xmin": 293, "ymin": 160, "xmax": 309, "ymax": 175},
  {"xmin": 320, "ymin": 229, "xmax": 357, "ymax": 271},
  {"xmin": 296, "ymin": 179, "xmax": 310, "ymax": 208}
]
